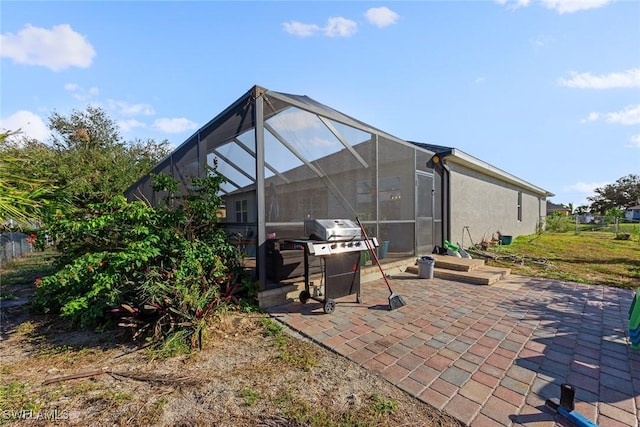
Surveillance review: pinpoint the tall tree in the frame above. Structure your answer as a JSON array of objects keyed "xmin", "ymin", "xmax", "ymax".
[
  {"xmin": 574, "ymin": 205, "xmax": 590, "ymax": 215},
  {"xmin": 588, "ymin": 174, "xmax": 640, "ymax": 214},
  {"xmin": 47, "ymin": 106, "xmax": 172, "ymax": 208},
  {"xmin": 566, "ymin": 202, "xmax": 574, "ymax": 214},
  {"xmin": 1, "ymin": 107, "xmax": 172, "ymax": 211}
]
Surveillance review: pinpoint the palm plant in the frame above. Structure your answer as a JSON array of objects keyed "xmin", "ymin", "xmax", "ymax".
[{"xmin": 0, "ymin": 131, "xmax": 52, "ymax": 226}]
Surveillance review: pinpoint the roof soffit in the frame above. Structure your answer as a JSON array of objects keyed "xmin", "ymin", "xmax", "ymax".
[{"xmin": 444, "ymin": 149, "xmax": 553, "ymax": 197}]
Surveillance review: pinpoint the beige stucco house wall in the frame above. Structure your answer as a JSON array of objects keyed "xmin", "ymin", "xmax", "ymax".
[{"xmin": 438, "ymin": 148, "xmax": 551, "ymax": 248}]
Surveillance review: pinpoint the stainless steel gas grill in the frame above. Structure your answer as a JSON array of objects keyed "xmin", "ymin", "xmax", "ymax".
[
  {"xmin": 305, "ymin": 218, "xmax": 363, "ymax": 242},
  {"xmin": 287, "ymin": 219, "xmax": 378, "ymax": 314}
]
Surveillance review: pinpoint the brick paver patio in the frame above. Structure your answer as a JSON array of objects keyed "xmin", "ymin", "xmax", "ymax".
[{"xmin": 267, "ymin": 273, "xmax": 640, "ymax": 426}]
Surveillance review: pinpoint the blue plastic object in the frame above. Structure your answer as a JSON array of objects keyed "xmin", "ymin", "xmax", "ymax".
[{"xmin": 545, "ymin": 384, "xmax": 598, "ymax": 427}]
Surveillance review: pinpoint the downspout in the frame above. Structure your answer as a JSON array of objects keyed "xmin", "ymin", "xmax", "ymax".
[
  {"xmin": 428, "ymin": 152, "xmax": 452, "ymax": 246},
  {"xmin": 441, "ymin": 160, "xmax": 451, "ymax": 244}
]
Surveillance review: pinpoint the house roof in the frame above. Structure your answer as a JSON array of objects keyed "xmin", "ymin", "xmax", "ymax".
[
  {"xmin": 128, "ymin": 85, "xmax": 553, "ymax": 200},
  {"xmin": 627, "ymin": 205, "xmax": 640, "ymax": 210},
  {"xmin": 547, "ymin": 202, "xmax": 570, "ymax": 211},
  {"xmin": 409, "ymin": 141, "xmax": 554, "ymax": 198},
  {"xmin": 151, "ymin": 85, "xmax": 421, "ymax": 173}
]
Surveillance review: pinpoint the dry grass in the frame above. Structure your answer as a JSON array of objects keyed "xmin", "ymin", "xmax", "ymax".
[
  {"xmin": 0, "ymin": 255, "xmax": 461, "ymax": 427},
  {"xmin": 1, "ymin": 250, "xmax": 56, "ymax": 302},
  {"xmin": 0, "ymin": 313, "xmax": 461, "ymax": 426}
]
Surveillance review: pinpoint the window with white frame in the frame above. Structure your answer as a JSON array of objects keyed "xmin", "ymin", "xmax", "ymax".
[
  {"xmin": 517, "ymin": 192, "xmax": 522, "ymax": 222},
  {"xmin": 235, "ymin": 199, "xmax": 248, "ymax": 223}
]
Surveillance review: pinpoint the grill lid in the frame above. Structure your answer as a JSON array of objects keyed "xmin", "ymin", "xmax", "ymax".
[{"xmin": 304, "ymin": 219, "xmax": 362, "ymax": 241}]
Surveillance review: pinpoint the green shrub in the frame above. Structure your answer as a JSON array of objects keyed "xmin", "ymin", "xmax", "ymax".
[
  {"xmin": 545, "ymin": 212, "xmax": 574, "ymax": 233},
  {"xmin": 371, "ymin": 394, "xmax": 398, "ymax": 415},
  {"xmin": 32, "ymin": 167, "xmax": 256, "ymax": 348}
]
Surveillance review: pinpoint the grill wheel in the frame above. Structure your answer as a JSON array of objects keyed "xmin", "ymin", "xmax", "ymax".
[
  {"xmin": 323, "ymin": 299, "xmax": 336, "ymax": 314},
  {"xmin": 299, "ymin": 290, "xmax": 311, "ymax": 304}
]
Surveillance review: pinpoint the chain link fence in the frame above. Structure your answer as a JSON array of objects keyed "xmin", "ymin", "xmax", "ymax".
[
  {"xmin": 573, "ymin": 214, "xmax": 638, "ymax": 234},
  {"xmin": 544, "ymin": 213, "xmax": 639, "ymax": 237},
  {"xmin": 0, "ymin": 232, "xmax": 34, "ymax": 266}
]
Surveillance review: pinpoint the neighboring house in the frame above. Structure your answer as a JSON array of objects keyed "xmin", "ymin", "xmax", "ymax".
[
  {"xmin": 626, "ymin": 205, "xmax": 640, "ymax": 221},
  {"xmin": 126, "ymin": 85, "xmax": 553, "ymax": 294},
  {"xmin": 546, "ymin": 202, "xmax": 571, "ymax": 216},
  {"xmin": 576, "ymin": 213, "xmax": 595, "ymax": 224}
]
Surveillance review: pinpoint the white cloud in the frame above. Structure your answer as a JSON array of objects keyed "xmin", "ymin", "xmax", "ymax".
[
  {"xmin": 65, "ymin": 83, "xmax": 99, "ymax": 101},
  {"xmin": 118, "ymin": 119, "xmax": 147, "ymax": 133},
  {"xmin": 541, "ymin": 0, "xmax": 613, "ymax": 14},
  {"xmin": 581, "ymin": 112, "xmax": 601, "ymax": 123},
  {"xmin": 309, "ymin": 137, "xmax": 336, "ymax": 147},
  {"xmin": 529, "ymin": 37, "xmax": 545, "ymax": 47},
  {"xmin": 324, "ymin": 17, "xmax": 358, "ymax": 37},
  {"xmin": 626, "ymin": 134, "xmax": 640, "ymax": 149},
  {"xmin": 270, "ymin": 110, "xmax": 321, "ymax": 132},
  {"xmin": 494, "ymin": 0, "xmax": 532, "ymax": 11},
  {"xmin": 605, "ymin": 104, "xmax": 640, "ymax": 125},
  {"xmin": 283, "ymin": 16, "xmax": 357, "ymax": 38},
  {"xmin": 495, "ymin": 0, "xmax": 612, "ymax": 13},
  {"xmin": 107, "ymin": 99, "xmax": 155, "ymax": 116},
  {"xmin": 0, "ymin": 24, "xmax": 96, "ymax": 71},
  {"xmin": 153, "ymin": 118, "xmax": 198, "ymax": 134},
  {"xmin": 566, "ymin": 181, "xmax": 608, "ymax": 194},
  {"xmin": 559, "ymin": 69, "xmax": 640, "ymax": 89},
  {"xmin": 365, "ymin": 7, "xmax": 399, "ymax": 28},
  {"xmin": 0, "ymin": 110, "xmax": 49, "ymax": 141},
  {"xmin": 562, "ymin": 180, "xmax": 609, "ymax": 207},
  {"xmin": 529, "ymin": 35, "xmax": 554, "ymax": 47},
  {"xmin": 282, "ymin": 21, "xmax": 321, "ymax": 37},
  {"xmin": 582, "ymin": 105, "xmax": 640, "ymax": 125}
]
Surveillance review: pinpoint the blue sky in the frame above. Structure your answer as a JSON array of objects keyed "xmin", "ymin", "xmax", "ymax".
[{"xmin": 1, "ymin": 0, "xmax": 639, "ymax": 208}]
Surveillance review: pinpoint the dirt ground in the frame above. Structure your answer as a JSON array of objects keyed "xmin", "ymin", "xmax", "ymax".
[{"xmin": 0, "ymin": 298, "xmax": 462, "ymax": 427}]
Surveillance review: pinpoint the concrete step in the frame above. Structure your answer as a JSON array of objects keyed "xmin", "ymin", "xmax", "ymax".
[
  {"xmin": 435, "ymin": 266, "xmax": 510, "ymax": 285},
  {"xmin": 405, "ymin": 264, "xmax": 511, "ymax": 286},
  {"xmin": 360, "ymin": 258, "xmax": 414, "ymax": 283},
  {"xmin": 430, "ymin": 254, "xmax": 486, "ymax": 272},
  {"xmin": 262, "ymin": 258, "xmax": 413, "ymax": 307},
  {"xmin": 480, "ymin": 265, "xmax": 512, "ymax": 279},
  {"xmin": 257, "ymin": 284, "xmax": 298, "ymax": 309}
]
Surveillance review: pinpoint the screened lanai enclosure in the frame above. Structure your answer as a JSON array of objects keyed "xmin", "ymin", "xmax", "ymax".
[{"xmin": 126, "ymin": 85, "xmax": 442, "ymax": 289}]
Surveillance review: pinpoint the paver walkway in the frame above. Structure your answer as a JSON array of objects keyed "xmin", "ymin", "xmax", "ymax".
[{"xmin": 267, "ymin": 273, "xmax": 640, "ymax": 426}]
